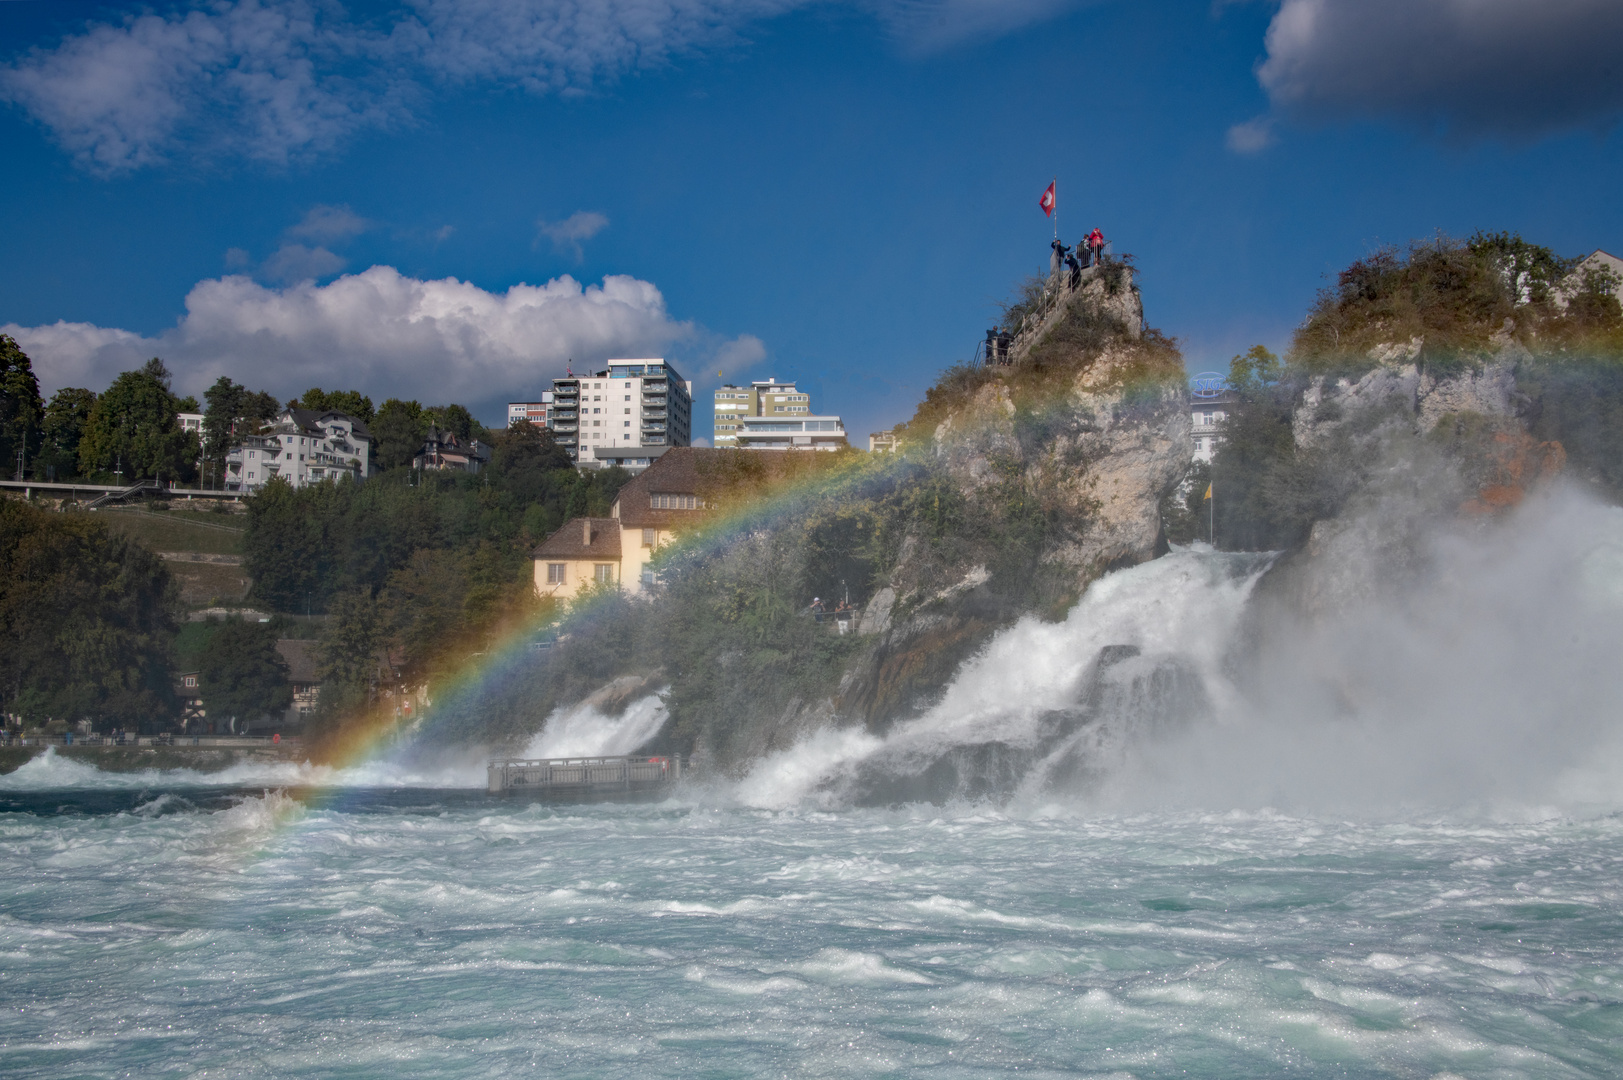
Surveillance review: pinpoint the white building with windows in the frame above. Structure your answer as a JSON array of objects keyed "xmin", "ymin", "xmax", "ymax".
[
  {"xmin": 1190, "ymin": 391, "xmax": 1236, "ymax": 463},
  {"xmin": 548, "ymin": 359, "xmax": 692, "ymax": 468},
  {"xmin": 735, "ymin": 415, "xmax": 848, "ymax": 451},
  {"xmin": 225, "ymin": 408, "xmax": 371, "ymax": 493}
]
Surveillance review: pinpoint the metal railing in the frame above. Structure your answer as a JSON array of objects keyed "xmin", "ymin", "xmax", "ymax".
[{"xmin": 487, "ymin": 754, "xmax": 682, "ymax": 794}]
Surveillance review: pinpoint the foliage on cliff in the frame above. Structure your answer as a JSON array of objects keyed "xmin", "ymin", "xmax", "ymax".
[
  {"xmin": 0, "ymin": 499, "xmax": 178, "ymax": 726},
  {"xmin": 1210, "ymin": 236, "xmax": 1623, "ymax": 550},
  {"xmin": 904, "ymin": 257, "xmax": 1180, "ymax": 443},
  {"xmin": 1292, "ymin": 233, "xmax": 1623, "ymax": 376}
]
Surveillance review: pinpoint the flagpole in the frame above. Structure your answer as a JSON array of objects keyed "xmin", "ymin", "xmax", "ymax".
[
  {"xmin": 1053, "ymin": 176, "xmax": 1058, "ymax": 241},
  {"xmin": 1210, "ymin": 481, "xmax": 1215, "ymax": 547}
]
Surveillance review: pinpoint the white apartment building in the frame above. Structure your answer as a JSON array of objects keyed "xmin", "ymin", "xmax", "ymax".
[
  {"xmin": 225, "ymin": 408, "xmax": 372, "ymax": 493},
  {"xmin": 507, "ymin": 393, "xmax": 554, "ymax": 428},
  {"xmin": 548, "ymin": 359, "xmax": 692, "ymax": 467}
]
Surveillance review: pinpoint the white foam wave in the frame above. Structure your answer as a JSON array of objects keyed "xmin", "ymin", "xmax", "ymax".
[{"xmin": 522, "ymin": 692, "xmax": 669, "ymax": 759}]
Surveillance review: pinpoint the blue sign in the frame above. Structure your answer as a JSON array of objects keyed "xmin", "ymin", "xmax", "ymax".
[{"xmin": 1190, "ymin": 372, "xmax": 1226, "ymax": 398}]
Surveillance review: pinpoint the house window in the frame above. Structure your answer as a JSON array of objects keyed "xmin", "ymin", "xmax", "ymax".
[
  {"xmin": 642, "ymin": 528, "xmax": 656, "ymax": 547},
  {"xmin": 184, "ymin": 676, "xmax": 197, "ymax": 688},
  {"xmin": 594, "ymin": 564, "xmax": 614, "ymax": 583},
  {"xmin": 547, "ymin": 563, "xmax": 566, "ymax": 584}
]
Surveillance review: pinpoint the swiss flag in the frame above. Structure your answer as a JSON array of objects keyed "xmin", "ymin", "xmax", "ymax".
[{"xmin": 1039, "ymin": 181, "xmax": 1055, "ymax": 217}]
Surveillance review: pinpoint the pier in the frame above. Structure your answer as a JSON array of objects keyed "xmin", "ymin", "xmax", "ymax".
[{"xmin": 486, "ymin": 755, "xmax": 683, "ymax": 799}]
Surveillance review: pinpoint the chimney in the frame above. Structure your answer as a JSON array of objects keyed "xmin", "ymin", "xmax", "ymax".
[{"xmin": 582, "ymin": 519, "xmax": 592, "ymax": 546}]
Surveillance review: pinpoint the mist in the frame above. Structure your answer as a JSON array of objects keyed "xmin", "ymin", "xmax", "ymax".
[{"xmin": 734, "ymin": 486, "xmax": 1623, "ymax": 819}]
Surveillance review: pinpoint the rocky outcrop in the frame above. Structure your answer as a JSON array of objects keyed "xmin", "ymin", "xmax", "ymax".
[
  {"xmin": 837, "ymin": 279, "xmax": 1190, "ymax": 730},
  {"xmin": 1294, "ymin": 342, "xmax": 1526, "ymax": 450}
]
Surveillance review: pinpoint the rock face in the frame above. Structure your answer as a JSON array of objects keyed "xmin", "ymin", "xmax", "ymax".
[
  {"xmin": 1294, "ymin": 346, "xmax": 1523, "ymax": 450},
  {"xmin": 836, "ymin": 275, "xmax": 1190, "ymax": 730}
]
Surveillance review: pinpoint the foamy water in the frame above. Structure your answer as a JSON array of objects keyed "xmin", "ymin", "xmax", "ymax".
[{"xmin": 2, "ymin": 791, "xmax": 1619, "ymax": 1078}]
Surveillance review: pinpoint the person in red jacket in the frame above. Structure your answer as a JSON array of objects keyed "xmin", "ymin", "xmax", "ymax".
[{"xmin": 1086, "ymin": 228, "xmax": 1105, "ymax": 267}]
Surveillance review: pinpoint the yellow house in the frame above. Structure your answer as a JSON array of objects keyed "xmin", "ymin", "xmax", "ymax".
[{"xmin": 533, "ymin": 448, "xmax": 714, "ymax": 600}]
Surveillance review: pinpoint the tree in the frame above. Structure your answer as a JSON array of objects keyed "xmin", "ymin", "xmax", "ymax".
[
  {"xmin": 202, "ymin": 377, "xmax": 281, "ymax": 478},
  {"xmin": 0, "ymin": 499, "xmax": 177, "ymax": 728},
  {"xmin": 0, "ymin": 336, "xmax": 43, "ymax": 481},
  {"xmin": 426, "ymin": 403, "xmax": 482, "ymax": 442},
  {"xmin": 371, "ymin": 398, "xmax": 427, "ymax": 469},
  {"xmin": 242, "ymin": 476, "xmax": 332, "ymax": 612},
  {"xmin": 198, "ymin": 619, "xmax": 292, "ymax": 732},
  {"xmin": 38, "ymin": 388, "xmax": 96, "ymax": 481},
  {"xmin": 79, "ymin": 358, "xmax": 199, "ymax": 482},
  {"xmin": 292, "ymin": 387, "xmax": 375, "ymax": 422}
]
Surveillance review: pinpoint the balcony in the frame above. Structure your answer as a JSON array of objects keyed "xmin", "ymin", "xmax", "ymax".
[
  {"xmin": 551, "ymin": 424, "xmax": 578, "ymax": 433},
  {"xmin": 640, "ymin": 410, "xmax": 666, "ymax": 420},
  {"xmin": 641, "ymin": 422, "xmax": 667, "ymax": 433}
]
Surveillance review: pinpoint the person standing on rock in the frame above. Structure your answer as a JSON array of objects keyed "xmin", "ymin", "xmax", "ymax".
[
  {"xmin": 1065, "ymin": 247, "xmax": 1081, "ymax": 288},
  {"xmin": 1087, "ymin": 228, "xmax": 1105, "ymax": 267},
  {"xmin": 1050, "ymin": 238, "xmax": 1066, "ymax": 280}
]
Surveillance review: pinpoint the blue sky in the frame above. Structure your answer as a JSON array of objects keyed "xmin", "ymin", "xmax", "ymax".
[{"xmin": 3, "ymin": 0, "xmax": 1622, "ymax": 440}]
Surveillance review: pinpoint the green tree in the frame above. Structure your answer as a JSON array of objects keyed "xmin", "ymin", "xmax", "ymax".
[
  {"xmin": 0, "ymin": 499, "xmax": 177, "ymax": 728},
  {"xmin": 79, "ymin": 359, "xmax": 200, "ymax": 482},
  {"xmin": 292, "ymin": 387, "xmax": 375, "ymax": 422},
  {"xmin": 198, "ymin": 619, "xmax": 292, "ymax": 731},
  {"xmin": 38, "ymin": 387, "xmax": 96, "ymax": 481},
  {"xmin": 242, "ymin": 476, "xmax": 332, "ymax": 612},
  {"xmin": 371, "ymin": 399, "xmax": 426, "ymax": 470},
  {"xmin": 426, "ymin": 403, "xmax": 482, "ymax": 442},
  {"xmin": 0, "ymin": 335, "xmax": 43, "ymax": 481}
]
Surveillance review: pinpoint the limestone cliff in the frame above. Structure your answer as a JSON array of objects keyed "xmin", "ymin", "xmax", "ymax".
[{"xmin": 831, "ymin": 268, "xmax": 1190, "ymax": 734}]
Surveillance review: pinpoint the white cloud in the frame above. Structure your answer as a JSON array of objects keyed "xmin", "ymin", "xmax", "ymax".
[
  {"xmin": 1, "ymin": 0, "xmax": 1092, "ymax": 172},
  {"xmin": 536, "ymin": 210, "xmax": 610, "ymax": 260},
  {"xmin": 0, "ymin": 0, "xmax": 408, "ymax": 172},
  {"xmin": 873, "ymin": 0, "xmax": 1094, "ymax": 54},
  {"xmin": 260, "ymin": 243, "xmax": 347, "ymax": 283},
  {"xmin": 1256, "ymin": 0, "xmax": 1623, "ymax": 137},
  {"xmin": 1225, "ymin": 114, "xmax": 1275, "ymax": 154},
  {"xmin": 4, "ymin": 266, "xmax": 735, "ymax": 407},
  {"xmin": 713, "ymin": 332, "xmax": 767, "ymax": 376},
  {"xmin": 288, "ymin": 203, "xmax": 370, "ymax": 242}
]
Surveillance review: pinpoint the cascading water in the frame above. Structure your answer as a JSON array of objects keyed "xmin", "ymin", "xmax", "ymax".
[
  {"xmin": 737, "ymin": 547, "xmax": 1275, "ymax": 809},
  {"xmin": 740, "ymin": 487, "xmax": 1623, "ymax": 817}
]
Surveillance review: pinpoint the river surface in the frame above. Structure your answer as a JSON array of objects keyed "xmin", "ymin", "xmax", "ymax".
[{"xmin": 2, "ymin": 775, "xmax": 1620, "ymax": 1078}]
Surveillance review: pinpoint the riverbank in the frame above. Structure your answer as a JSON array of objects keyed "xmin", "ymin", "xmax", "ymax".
[{"xmin": 0, "ymin": 743, "xmax": 308, "ymax": 774}]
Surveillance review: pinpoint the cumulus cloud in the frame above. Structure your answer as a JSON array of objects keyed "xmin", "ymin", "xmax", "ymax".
[
  {"xmin": 1256, "ymin": 0, "xmax": 1623, "ymax": 137},
  {"xmin": 536, "ymin": 210, "xmax": 610, "ymax": 260},
  {"xmin": 3, "ymin": 266, "xmax": 734, "ymax": 407},
  {"xmin": 260, "ymin": 243, "xmax": 347, "ymax": 283},
  {"xmin": 1, "ymin": 0, "xmax": 1089, "ymax": 172}
]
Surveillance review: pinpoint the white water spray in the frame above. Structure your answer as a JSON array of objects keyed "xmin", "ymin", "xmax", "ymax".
[{"xmin": 741, "ymin": 488, "xmax": 1623, "ymax": 816}]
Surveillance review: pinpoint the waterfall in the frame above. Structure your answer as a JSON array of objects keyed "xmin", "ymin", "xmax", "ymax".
[{"xmin": 740, "ymin": 488, "xmax": 1623, "ymax": 816}]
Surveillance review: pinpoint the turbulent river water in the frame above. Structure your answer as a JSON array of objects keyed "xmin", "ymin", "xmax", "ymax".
[{"xmin": 5, "ymin": 493, "xmax": 1623, "ymax": 1078}]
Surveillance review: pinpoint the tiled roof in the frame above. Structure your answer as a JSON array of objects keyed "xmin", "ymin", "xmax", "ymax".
[
  {"xmin": 534, "ymin": 517, "xmax": 622, "ymax": 559},
  {"xmin": 613, "ymin": 446, "xmax": 717, "ymax": 527},
  {"xmin": 275, "ymin": 639, "xmax": 321, "ymax": 684}
]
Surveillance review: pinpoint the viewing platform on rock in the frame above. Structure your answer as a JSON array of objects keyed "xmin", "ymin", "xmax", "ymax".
[
  {"xmin": 487, "ymin": 755, "xmax": 683, "ymax": 800},
  {"xmin": 978, "ymin": 256, "xmax": 1141, "ymax": 369}
]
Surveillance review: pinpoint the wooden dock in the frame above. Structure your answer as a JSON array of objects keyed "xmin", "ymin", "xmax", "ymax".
[{"xmin": 486, "ymin": 755, "xmax": 682, "ymax": 799}]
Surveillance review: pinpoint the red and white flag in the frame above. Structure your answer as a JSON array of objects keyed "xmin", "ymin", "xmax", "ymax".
[{"xmin": 1038, "ymin": 181, "xmax": 1055, "ymax": 217}]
